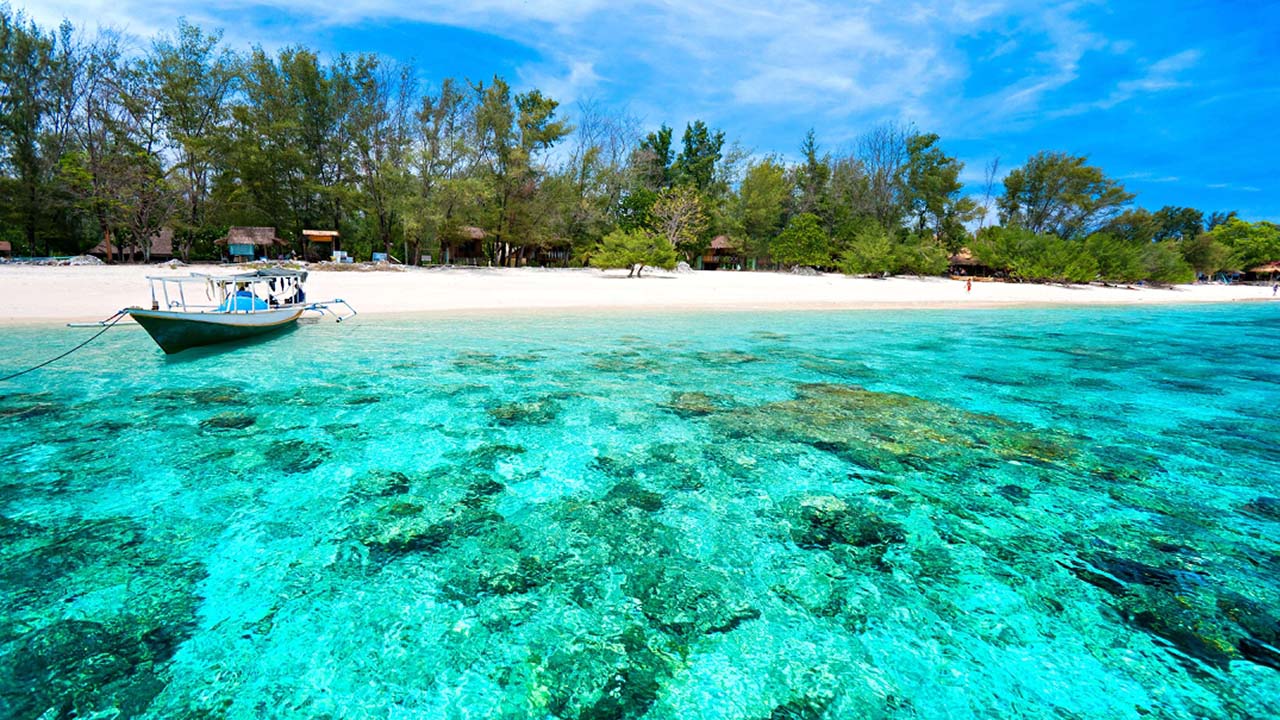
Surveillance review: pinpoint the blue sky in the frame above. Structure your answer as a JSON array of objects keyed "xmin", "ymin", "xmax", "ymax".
[{"xmin": 24, "ymin": 0, "xmax": 1280, "ymax": 220}]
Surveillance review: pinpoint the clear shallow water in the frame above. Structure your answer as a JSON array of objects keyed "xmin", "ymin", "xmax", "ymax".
[{"xmin": 1, "ymin": 304, "xmax": 1279, "ymax": 719}]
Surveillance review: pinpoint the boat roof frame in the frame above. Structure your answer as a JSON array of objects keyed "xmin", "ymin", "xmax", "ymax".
[{"xmin": 144, "ymin": 269, "xmax": 308, "ymax": 285}]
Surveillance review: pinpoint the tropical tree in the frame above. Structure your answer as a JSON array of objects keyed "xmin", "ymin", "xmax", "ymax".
[
  {"xmin": 399, "ymin": 77, "xmax": 478, "ymax": 264},
  {"xmin": 1140, "ymin": 241, "xmax": 1195, "ymax": 284},
  {"xmin": 671, "ymin": 120, "xmax": 723, "ymax": 193},
  {"xmin": 1209, "ymin": 219, "xmax": 1280, "ymax": 270},
  {"xmin": 349, "ymin": 58, "xmax": 415, "ymax": 257},
  {"xmin": 901, "ymin": 132, "xmax": 975, "ymax": 250},
  {"xmin": 792, "ymin": 129, "xmax": 830, "ymax": 218},
  {"xmin": 999, "ymin": 151, "xmax": 1134, "ymax": 238},
  {"xmin": 1083, "ymin": 233, "xmax": 1143, "ymax": 282},
  {"xmin": 147, "ymin": 19, "xmax": 235, "ymax": 257},
  {"xmin": 838, "ymin": 222, "xmax": 894, "ymax": 276},
  {"xmin": 736, "ymin": 157, "xmax": 790, "ymax": 264},
  {"xmin": 472, "ymin": 76, "xmax": 569, "ymax": 264},
  {"xmin": 589, "ymin": 227, "xmax": 675, "ymax": 277},
  {"xmin": 772, "ymin": 212, "xmax": 830, "ymax": 268},
  {"xmin": 650, "ymin": 184, "xmax": 707, "ymax": 260},
  {"xmin": 0, "ymin": 9, "xmax": 81, "ymax": 255},
  {"xmin": 633, "ymin": 123, "xmax": 673, "ymax": 192}
]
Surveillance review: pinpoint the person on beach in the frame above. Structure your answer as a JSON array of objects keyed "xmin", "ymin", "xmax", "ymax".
[{"xmin": 966, "ymin": 279, "xmax": 972, "ymax": 293}]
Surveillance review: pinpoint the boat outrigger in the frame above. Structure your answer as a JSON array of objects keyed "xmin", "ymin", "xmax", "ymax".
[{"xmin": 119, "ymin": 269, "xmax": 356, "ymax": 354}]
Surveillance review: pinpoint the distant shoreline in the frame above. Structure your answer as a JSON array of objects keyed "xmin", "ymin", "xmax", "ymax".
[{"xmin": 0, "ymin": 264, "xmax": 1273, "ymax": 326}]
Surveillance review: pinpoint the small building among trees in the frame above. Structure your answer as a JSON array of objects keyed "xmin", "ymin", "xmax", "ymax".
[
  {"xmin": 948, "ymin": 247, "xmax": 995, "ymax": 278},
  {"xmin": 0, "ymin": 241, "xmax": 10, "ymax": 259},
  {"xmin": 701, "ymin": 235, "xmax": 741, "ymax": 270},
  {"xmin": 88, "ymin": 229, "xmax": 174, "ymax": 263},
  {"xmin": 218, "ymin": 227, "xmax": 285, "ymax": 262},
  {"xmin": 302, "ymin": 229, "xmax": 340, "ymax": 261},
  {"xmin": 440, "ymin": 226, "xmax": 487, "ymax": 265}
]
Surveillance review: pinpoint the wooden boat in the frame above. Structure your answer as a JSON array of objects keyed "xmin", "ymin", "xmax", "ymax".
[{"xmin": 123, "ymin": 269, "xmax": 355, "ymax": 354}]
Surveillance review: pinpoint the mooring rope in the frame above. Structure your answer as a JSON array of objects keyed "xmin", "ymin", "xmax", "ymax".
[{"xmin": 0, "ymin": 310, "xmax": 129, "ymax": 383}]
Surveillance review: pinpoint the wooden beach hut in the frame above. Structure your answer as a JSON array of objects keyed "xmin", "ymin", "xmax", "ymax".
[
  {"xmin": 218, "ymin": 227, "xmax": 284, "ymax": 262},
  {"xmin": 701, "ymin": 235, "xmax": 741, "ymax": 270},
  {"xmin": 302, "ymin": 229, "xmax": 340, "ymax": 261},
  {"xmin": 0, "ymin": 240, "xmax": 10, "ymax": 259},
  {"xmin": 440, "ymin": 226, "xmax": 486, "ymax": 265},
  {"xmin": 87, "ymin": 228, "xmax": 174, "ymax": 263},
  {"xmin": 1247, "ymin": 261, "xmax": 1280, "ymax": 283},
  {"xmin": 948, "ymin": 247, "xmax": 996, "ymax": 278}
]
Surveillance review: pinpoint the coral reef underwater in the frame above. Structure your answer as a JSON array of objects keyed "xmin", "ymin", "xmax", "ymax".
[{"xmin": 1, "ymin": 305, "xmax": 1279, "ymax": 718}]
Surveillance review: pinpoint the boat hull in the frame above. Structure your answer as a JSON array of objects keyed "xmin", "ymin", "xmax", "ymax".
[{"xmin": 128, "ymin": 307, "xmax": 303, "ymax": 354}]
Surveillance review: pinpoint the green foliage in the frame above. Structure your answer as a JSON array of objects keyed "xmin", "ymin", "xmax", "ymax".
[
  {"xmin": 1102, "ymin": 209, "xmax": 1160, "ymax": 244},
  {"xmin": 616, "ymin": 188, "xmax": 657, "ymax": 232},
  {"xmin": 1017, "ymin": 236, "xmax": 1098, "ymax": 283},
  {"xmin": 1152, "ymin": 206, "xmax": 1204, "ymax": 242},
  {"xmin": 1208, "ymin": 218, "xmax": 1280, "ymax": 271},
  {"xmin": 737, "ymin": 158, "xmax": 790, "ymax": 262},
  {"xmin": 1141, "ymin": 242, "xmax": 1195, "ymax": 284},
  {"xmin": 772, "ymin": 213, "xmax": 830, "ymax": 268},
  {"xmin": 892, "ymin": 234, "xmax": 950, "ymax": 276},
  {"xmin": 902, "ymin": 133, "xmax": 974, "ymax": 251},
  {"xmin": 1177, "ymin": 233, "xmax": 1228, "ymax": 276},
  {"xmin": 589, "ymin": 228, "xmax": 676, "ymax": 277},
  {"xmin": 671, "ymin": 120, "xmax": 724, "ymax": 192},
  {"xmin": 838, "ymin": 222, "xmax": 894, "ymax": 276},
  {"xmin": 999, "ymin": 151, "xmax": 1134, "ymax": 238},
  {"xmin": 792, "ymin": 129, "xmax": 830, "ymax": 218},
  {"xmin": 0, "ymin": 7, "xmax": 80, "ymax": 254},
  {"xmin": 634, "ymin": 125, "xmax": 673, "ymax": 191},
  {"xmin": 650, "ymin": 185, "xmax": 708, "ymax": 258},
  {"xmin": 1083, "ymin": 233, "xmax": 1143, "ymax": 282},
  {"xmin": 974, "ymin": 226, "xmax": 1097, "ymax": 283}
]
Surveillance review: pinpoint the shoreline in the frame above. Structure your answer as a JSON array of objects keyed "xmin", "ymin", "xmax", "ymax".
[{"xmin": 0, "ymin": 264, "xmax": 1273, "ymax": 326}]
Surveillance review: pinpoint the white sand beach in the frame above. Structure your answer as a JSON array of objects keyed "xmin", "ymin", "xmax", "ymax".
[{"xmin": 0, "ymin": 264, "xmax": 1272, "ymax": 324}]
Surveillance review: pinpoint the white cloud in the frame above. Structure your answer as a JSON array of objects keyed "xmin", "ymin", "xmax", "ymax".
[
  {"xmin": 17, "ymin": 0, "xmax": 1124, "ymax": 136},
  {"xmin": 1047, "ymin": 48, "xmax": 1203, "ymax": 118}
]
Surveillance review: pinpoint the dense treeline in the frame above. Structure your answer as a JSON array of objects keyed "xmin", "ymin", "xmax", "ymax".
[{"xmin": 3, "ymin": 9, "xmax": 1278, "ymax": 281}]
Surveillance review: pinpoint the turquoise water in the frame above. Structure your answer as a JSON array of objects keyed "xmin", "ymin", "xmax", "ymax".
[{"xmin": 2, "ymin": 304, "xmax": 1279, "ymax": 719}]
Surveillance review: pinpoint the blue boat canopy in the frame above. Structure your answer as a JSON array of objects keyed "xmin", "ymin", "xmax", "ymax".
[{"xmin": 218, "ymin": 290, "xmax": 269, "ymax": 312}]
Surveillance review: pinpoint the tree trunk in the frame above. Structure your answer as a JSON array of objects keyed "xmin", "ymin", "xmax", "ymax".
[{"xmin": 26, "ymin": 183, "xmax": 38, "ymax": 257}]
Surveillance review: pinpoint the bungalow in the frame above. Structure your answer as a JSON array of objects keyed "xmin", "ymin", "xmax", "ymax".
[
  {"xmin": 440, "ymin": 226, "xmax": 486, "ymax": 265},
  {"xmin": 701, "ymin": 235, "xmax": 740, "ymax": 271},
  {"xmin": 0, "ymin": 240, "xmax": 10, "ymax": 259},
  {"xmin": 1246, "ymin": 261, "xmax": 1280, "ymax": 283},
  {"xmin": 217, "ymin": 227, "xmax": 285, "ymax": 262},
  {"xmin": 948, "ymin": 247, "xmax": 997, "ymax": 278},
  {"xmin": 88, "ymin": 228, "xmax": 174, "ymax": 263},
  {"xmin": 302, "ymin": 229, "xmax": 340, "ymax": 261}
]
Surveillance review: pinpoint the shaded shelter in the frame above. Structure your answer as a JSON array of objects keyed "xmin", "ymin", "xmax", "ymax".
[
  {"xmin": 1247, "ymin": 261, "xmax": 1280, "ymax": 283},
  {"xmin": 701, "ymin": 235, "xmax": 741, "ymax": 270},
  {"xmin": 218, "ymin": 227, "xmax": 285, "ymax": 262},
  {"xmin": 87, "ymin": 228, "xmax": 174, "ymax": 263},
  {"xmin": 948, "ymin": 247, "xmax": 996, "ymax": 278},
  {"xmin": 440, "ymin": 226, "xmax": 486, "ymax": 265},
  {"xmin": 302, "ymin": 229, "xmax": 340, "ymax": 261},
  {"xmin": 0, "ymin": 240, "xmax": 10, "ymax": 259}
]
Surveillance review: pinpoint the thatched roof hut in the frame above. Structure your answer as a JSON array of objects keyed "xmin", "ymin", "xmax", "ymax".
[
  {"xmin": 88, "ymin": 228, "xmax": 174, "ymax": 261},
  {"xmin": 217, "ymin": 227, "xmax": 284, "ymax": 247},
  {"xmin": 0, "ymin": 240, "xmax": 10, "ymax": 257},
  {"xmin": 710, "ymin": 235, "xmax": 738, "ymax": 251},
  {"xmin": 1249, "ymin": 261, "xmax": 1280, "ymax": 274},
  {"xmin": 948, "ymin": 248, "xmax": 978, "ymax": 266}
]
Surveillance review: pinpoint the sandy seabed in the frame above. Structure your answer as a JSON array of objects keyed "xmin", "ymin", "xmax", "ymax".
[{"xmin": 0, "ymin": 264, "xmax": 1273, "ymax": 324}]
